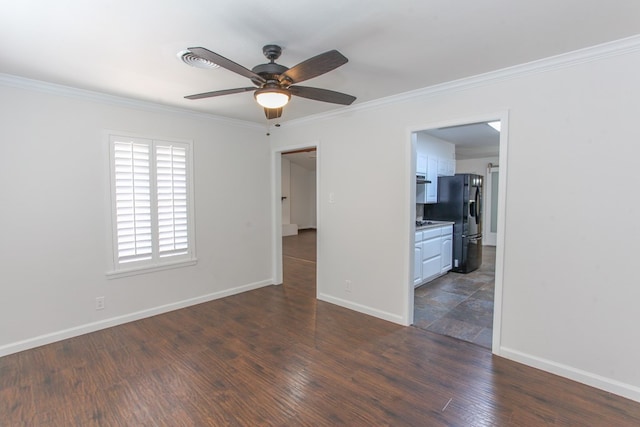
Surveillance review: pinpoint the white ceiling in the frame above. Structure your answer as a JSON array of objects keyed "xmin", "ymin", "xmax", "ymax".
[
  {"xmin": 2, "ymin": 1, "xmax": 639, "ymax": 125},
  {"xmin": 421, "ymin": 122, "xmax": 501, "ymax": 160}
]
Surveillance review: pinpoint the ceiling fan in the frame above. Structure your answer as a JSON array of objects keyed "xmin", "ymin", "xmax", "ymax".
[{"xmin": 181, "ymin": 45, "xmax": 356, "ymax": 119}]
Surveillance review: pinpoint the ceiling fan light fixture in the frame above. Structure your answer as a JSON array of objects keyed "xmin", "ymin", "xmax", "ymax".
[
  {"xmin": 178, "ymin": 50, "xmax": 220, "ymax": 69},
  {"xmin": 183, "ymin": 45, "xmax": 356, "ymax": 118},
  {"xmin": 254, "ymin": 88, "xmax": 290, "ymax": 108}
]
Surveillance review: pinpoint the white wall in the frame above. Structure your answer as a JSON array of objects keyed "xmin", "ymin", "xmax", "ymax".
[
  {"xmin": 290, "ymin": 162, "xmax": 316, "ymax": 229},
  {"xmin": 281, "ymin": 158, "xmax": 316, "ymax": 232},
  {"xmin": 455, "ymin": 156, "xmax": 499, "ymax": 177},
  {"xmin": 0, "ymin": 81, "xmax": 273, "ymax": 355},
  {"xmin": 270, "ymin": 40, "xmax": 640, "ymax": 401}
]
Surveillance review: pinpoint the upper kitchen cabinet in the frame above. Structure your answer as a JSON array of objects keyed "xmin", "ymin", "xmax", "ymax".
[
  {"xmin": 417, "ymin": 155, "xmax": 438, "ymax": 204},
  {"xmin": 426, "ymin": 156, "xmax": 438, "ymax": 203},
  {"xmin": 417, "ymin": 154, "xmax": 427, "ymax": 175},
  {"xmin": 415, "ymin": 130, "xmax": 455, "ymax": 204},
  {"xmin": 437, "ymin": 158, "xmax": 456, "ymax": 176}
]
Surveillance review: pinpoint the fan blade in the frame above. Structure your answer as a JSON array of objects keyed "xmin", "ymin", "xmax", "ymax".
[
  {"xmin": 289, "ymin": 86, "xmax": 356, "ymax": 105},
  {"xmin": 185, "ymin": 87, "xmax": 255, "ymax": 100},
  {"xmin": 188, "ymin": 47, "xmax": 266, "ymax": 84},
  {"xmin": 264, "ymin": 107, "xmax": 283, "ymax": 120},
  {"xmin": 281, "ymin": 50, "xmax": 348, "ymax": 84}
]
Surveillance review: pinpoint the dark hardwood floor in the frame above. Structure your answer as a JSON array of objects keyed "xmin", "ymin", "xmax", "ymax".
[
  {"xmin": 283, "ymin": 228, "xmax": 317, "ymax": 262},
  {"xmin": 2, "ymin": 229, "xmax": 640, "ymax": 425}
]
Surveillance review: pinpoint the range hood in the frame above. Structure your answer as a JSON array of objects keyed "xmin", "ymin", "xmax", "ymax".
[{"xmin": 417, "ymin": 174, "xmax": 431, "ymax": 184}]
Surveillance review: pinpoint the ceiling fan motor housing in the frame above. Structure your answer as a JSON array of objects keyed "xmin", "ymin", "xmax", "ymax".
[
  {"xmin": 251, "ymin": 62, "xmax": 289, "ymax": 86},
  {"xmin": 250, "ymin": 45, "xmax": 291, "ymax": 87}
]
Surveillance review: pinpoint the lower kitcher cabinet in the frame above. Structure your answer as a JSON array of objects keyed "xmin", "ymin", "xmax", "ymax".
[
  {"xmin": 421, "ymin": 229, "xmax": 442, "ymax": 282},
  {"xmin": 441, "ymin": 230, "xmax": 453, "ymax": 273},
  {"xmin": 414, "ymin": 224, "xmax": 454, "ymax": 287},
  {"xmin": 414, "ymin": 231, "xmax": 423, "ymax": 287},
  {"xmin": 414, "ymin": 243, "xmax": 422, "ymax": 286},
  {"xmin": 422, "ymin": 256, "xmax": 442, "ymax": 282}
]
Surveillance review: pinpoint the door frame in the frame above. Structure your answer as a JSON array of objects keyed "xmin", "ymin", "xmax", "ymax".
[
  {"xmin": 271, "ymin": 141, "xmax": 319, "ymax": 289},
  {"xmin": 407, "ymin": 111, "xmax": 509, "ymax": 355}
]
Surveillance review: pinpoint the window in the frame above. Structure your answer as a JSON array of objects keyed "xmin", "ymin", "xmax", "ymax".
[{"xmin": 107, "ymin": 133, "xmax": 196, "ymax": 276}]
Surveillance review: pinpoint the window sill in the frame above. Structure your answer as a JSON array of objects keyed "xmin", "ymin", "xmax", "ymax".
[{"xmin": 106, "ymin": 258, "xmax": 198, "ymax": 280}]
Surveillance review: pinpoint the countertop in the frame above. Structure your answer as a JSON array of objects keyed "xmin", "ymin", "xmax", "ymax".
[{"xmin": 416, "ymin": 220, "xmax": 455, "ymax": 231}]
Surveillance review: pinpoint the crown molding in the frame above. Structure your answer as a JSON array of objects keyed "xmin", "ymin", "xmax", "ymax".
[
  {"xmin": 0, "ymin": 73, "xmax": 263, "ymax": 130},
  {"xmin": 282, "ymin": 34, "xmax": 640, "ymax": 128}
]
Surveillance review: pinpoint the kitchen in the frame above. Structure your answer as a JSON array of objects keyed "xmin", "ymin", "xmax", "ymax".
[{"xmin": 412, "ymin": 122, "xmax": 499, "ymax": 348}]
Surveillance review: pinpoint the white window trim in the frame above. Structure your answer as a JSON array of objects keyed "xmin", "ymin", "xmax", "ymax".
[
  {"xmin": 105, "ymin": 131, "xmax": 197, "ymax": 278},
  {"xmin": 105, "ymin": 258, "xmax": 198, "ymax": 280}
]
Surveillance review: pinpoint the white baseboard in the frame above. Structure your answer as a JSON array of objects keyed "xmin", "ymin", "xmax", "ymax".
[
  {"xmin": 0, "ymin": 279, "xmax": 273, "ymax": 357},
  {"xmin": 282, "ymin": 223, "xmax": 298, "ymax": 236},
  {"xmin": 499, "ymin": 346, "xmax": 640, "ymax": 403},
  {"xmin": 317, "ymin": 293, "xmax": 404, "ymax": 325}
]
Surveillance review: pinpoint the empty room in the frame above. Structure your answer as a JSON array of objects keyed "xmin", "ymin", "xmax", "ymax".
[{"xmin": 2, "ymin": 1, "xmax": 640, "ymax": 424}]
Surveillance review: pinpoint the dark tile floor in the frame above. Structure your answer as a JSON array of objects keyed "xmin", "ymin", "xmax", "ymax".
[{"xmin": 413, "ymin": 246, "xmax": 496, "ymax": 349}]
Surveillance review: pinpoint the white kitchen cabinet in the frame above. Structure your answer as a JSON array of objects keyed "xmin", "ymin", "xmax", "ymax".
[
  {"xmin": 426, "ymin": 156, "xmax": 438, "ymax": 203},
  {"xmin": 437, "ymin": 158, "xmax": 456, "ymax": 177},
  {"xmin": 414, "ymin": 224, "xmax": 454, "ymax": 287},
  {"xmin": 414, "ymin": 245, "xmax": 422, "ymax": 286},
  {"xmin": 440, "ymin": 225, "xmax": 453, "ymax": 273},
  {"xmin": 421, "ymin": 228, "xmax": 442, "ymax": 282},
  {"xmin": 416, "ymin": 154, "xmax": 428, "ymax": 204},
  {"xmin": 416, "ymin": 154, "xmax": 427, "ymax": 175},
  {"xmin": 422, "ymin": 257, "xmax": 442, "ymax": 282},
  {"xmin": 422, "ymin": 231, "xmax": 441, "ymax": 258},
  {"xmin": 446, "ymin": 159, "xmax": 456, "ymax": 176},
  {"xmin": 414, "ymin": 232, "xmax": 423, "ymax": 286},
  {"xmin": 437, "ymin": 158, "xmax": 447, "ymax": 176},
  {"xmin": 417, "ymin": 155, "xmax": 438, "ymax": 204}
]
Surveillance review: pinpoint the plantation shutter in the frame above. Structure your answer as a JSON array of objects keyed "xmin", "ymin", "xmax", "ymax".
[
  {"xmin": 109, "ymin": 133, "xmax": 194, "ymax": 273},
  {"xmin": 156, "ymin": 143, "xmax": 189, "ymax": 258},
  {"xmin": 112, "ymin": 138, "xmax": 153, "ymax": 263}
]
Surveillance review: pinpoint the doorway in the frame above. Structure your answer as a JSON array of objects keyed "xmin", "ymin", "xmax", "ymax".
[
  {"xmin": 281, "ymin": 148, "xmax": 317, "ymax": 237},
  {"xmin": 272, "ymin": 145, "xmax": 319, "ymax": 291},
  {"xmin": 409, "ymin": 114, "xmax": 507, "ymax": 353}
]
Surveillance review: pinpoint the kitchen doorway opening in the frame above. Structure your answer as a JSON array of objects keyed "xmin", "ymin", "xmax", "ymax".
[
  {"xmin": 409, "ymin": 113, "xmax": 508, "ymax": 354},
  {"xmin": 272, "ymin": 144, "xmax": 319, "ymax": 297}
]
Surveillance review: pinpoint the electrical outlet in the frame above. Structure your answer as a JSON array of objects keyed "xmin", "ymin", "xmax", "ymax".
[
  {"xmin": 95, "ymin": 296, "xmax": 105, "ymax": 310},
  {"xmin": 345, "ymin": 280, "xmax": 352, "ymax": 293}
]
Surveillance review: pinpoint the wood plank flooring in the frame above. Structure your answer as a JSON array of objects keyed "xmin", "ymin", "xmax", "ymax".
[{"xmin": 2, "ymin": 229, "xmax": 640, "ymax": 425}]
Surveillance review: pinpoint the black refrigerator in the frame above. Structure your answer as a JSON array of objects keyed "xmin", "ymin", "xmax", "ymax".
[{"xmin": 425, "ymin": 174, "xmax": 483, "ymax": 273}]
